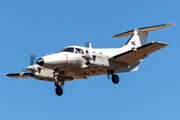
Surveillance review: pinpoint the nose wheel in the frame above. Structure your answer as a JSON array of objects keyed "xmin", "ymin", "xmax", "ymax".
[
  {"xmin": 54, "ymin": 81, "xmax": 64, "ymax": 96},
  {"xmin": 55, "ymin": 86, "xmax": 63, "ymax": 96},
  {"xmin": 54, "ymin": 73, "xmax": 65, "ymax": 96}
]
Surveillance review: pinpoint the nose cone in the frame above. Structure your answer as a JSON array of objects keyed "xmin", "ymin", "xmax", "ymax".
[{"xmin": 36, "ymin": 58, "xmax": 44, "ymax": 66}]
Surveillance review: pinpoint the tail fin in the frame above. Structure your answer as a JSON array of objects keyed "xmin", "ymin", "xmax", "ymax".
[{"xmin": 113, "ymin": 23, "xmax": 174, "ymax": 49}]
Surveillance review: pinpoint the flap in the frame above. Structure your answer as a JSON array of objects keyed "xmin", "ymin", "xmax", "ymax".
[{"xmin": 110, "ymin": 41, "xmax": 169, "ymax": 65}]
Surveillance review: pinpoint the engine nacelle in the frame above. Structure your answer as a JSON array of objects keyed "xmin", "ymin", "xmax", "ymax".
[{"xmin": 85, "ymin": 53, "xmax": 109, "ymax": 68}]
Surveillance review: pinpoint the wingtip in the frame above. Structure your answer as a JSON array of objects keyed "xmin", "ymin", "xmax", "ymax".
[
  {"xmin": 152, "ymin": 41, "xmax": 170, "ymax": 46},
  {"xmin": 169, "ymin": 23, "xmax": 175, "ymax": 26}
]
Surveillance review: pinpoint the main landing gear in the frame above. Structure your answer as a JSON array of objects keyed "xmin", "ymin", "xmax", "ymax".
[
  {"xmin": 112, "ymin": 74, "xmax": 119, "ymax": 84},
  {"xmin": 54, "ymin": 73, "xmax": 64, "ymax": 96},
  {"xmin": 108, "ymin": 70, "xmax": 120, "ymax": 84}
]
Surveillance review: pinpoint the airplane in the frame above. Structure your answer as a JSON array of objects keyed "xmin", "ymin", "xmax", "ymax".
[{"xmin": 6, "ymin": 23, "xmax": 174, "ymax": 96}]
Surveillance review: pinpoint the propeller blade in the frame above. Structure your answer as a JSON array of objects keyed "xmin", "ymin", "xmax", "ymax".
[
  {"xmin": 20, "ymin": 68, "xmax": 28, "ymax": 73},
  {"xmin": 30, "ymin": 53, "xmax": 36, "ymax": 65},
  {"xmin": 85, "ymin": 40, "xmax": 92, "ymax": 48}
]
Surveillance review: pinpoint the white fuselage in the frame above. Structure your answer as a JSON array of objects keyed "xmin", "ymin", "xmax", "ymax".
[
  {"xmin": 41, "ymin": 46, "xmax": 129, "ymax": 69},
  {"xmin": 36, "ymin": 45, "xmax": 132, "ymax": 80}
]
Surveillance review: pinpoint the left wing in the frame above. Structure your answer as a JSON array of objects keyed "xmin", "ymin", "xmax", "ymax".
[
  {"xmin": 109, "ymin": 41, "xmax": 169, "ymax": 66},
  {"xmin": 5, "ymin": 73, "xmax": 33, "ymax": 79}
]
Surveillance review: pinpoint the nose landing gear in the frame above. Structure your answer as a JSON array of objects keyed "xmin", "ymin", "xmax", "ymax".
[
  {"xmin": 54, "ymin": 73, "xmax": 64, "ymax": 96},
  {"xmin": 54, "ymin": 80, "xmax": 64, "ymax": 96}
]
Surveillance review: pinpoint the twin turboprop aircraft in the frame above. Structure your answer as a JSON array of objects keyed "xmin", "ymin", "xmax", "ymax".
[{"xmin": 6, "ymin": 24, "xmax": 174, "ymax": 96}]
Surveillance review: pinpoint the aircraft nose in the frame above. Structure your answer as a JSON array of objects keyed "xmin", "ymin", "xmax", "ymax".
[{"xmin": 36, "ymin": 58, "xmax": 44, "ymax": 66}]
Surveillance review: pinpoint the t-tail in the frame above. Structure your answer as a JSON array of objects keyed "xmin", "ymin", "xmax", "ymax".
[
  {"xmin": 111, "ymin": 23, "xmax": 174, "ymax": 73},
  {"xmin": 113, "ymin": 23, "xmax": 174, "ymax": 49}
]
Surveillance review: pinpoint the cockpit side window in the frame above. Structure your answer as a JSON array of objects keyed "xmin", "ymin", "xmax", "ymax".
[
  {"xmin": 75, "ymin": 48, "xmax": 84, "ymax": 54},
  {"xmin": 60, "ymin": 47, "xmax": 74, "ymax": 53}
]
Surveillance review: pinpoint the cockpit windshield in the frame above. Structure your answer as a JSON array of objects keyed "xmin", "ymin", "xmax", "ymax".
[{"xmin": 59, "ymin": 47, "xmax": 74, "ymax": 53}]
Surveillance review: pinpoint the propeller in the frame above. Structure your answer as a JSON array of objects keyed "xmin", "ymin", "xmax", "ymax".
[
  {"xmin": 26, "ymin": 52, "xmax": 38, "ymax": 73},
  {"xmin": 19, "ymin": 68, "xmax": 28, "ymax": 75},
  {"xmin": 82, "ymin": 41, "xmax": 96, "ymax": 66},
  {"xmin": 85, "ymin": 40, "xmax": 92, "ymax": 48},
  {"xmin": 29, "ymin": 52, "xmax": 40, "ymax": 82},
  {"xmin": 82, "ymin": 41, "xmax": 92, "ymax": 60},
  {"xmin": 30, "ymin": 53, "xmax": 36, "ymax": 65}
]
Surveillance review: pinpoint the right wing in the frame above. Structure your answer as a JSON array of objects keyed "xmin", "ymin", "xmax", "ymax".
[
  {"xmin": 5, "ymin": 73, "xmax": 33, "ymax": 79},
  {"xmin": 110, "ymin": 41, "xmax": 169, "ymax": 66}
]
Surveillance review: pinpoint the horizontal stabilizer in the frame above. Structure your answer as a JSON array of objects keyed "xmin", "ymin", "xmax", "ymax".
[
  {"xmin": 113, "ymin": 23, "xmax": 174, "ymax": 38},
  {"xmin": 110, "ymin": 41, "xmax": 169, "ymax": 65},
  {"xmin": 5, "ymin": 73, "xmax": 33, "ymax": 79}
]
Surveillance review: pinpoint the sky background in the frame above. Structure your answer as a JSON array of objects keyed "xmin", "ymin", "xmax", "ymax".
[{"xmin": 1, "ymin": 0, "xmax": 180, "ymax": 120}]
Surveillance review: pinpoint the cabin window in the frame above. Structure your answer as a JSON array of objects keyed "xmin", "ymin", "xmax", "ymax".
[{"xmin": 75, "ymin": 48, "xmax": 84, "ymax": 54}]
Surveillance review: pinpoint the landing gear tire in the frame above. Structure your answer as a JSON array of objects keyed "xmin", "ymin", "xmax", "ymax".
[
  {"xmin": 112, "ymin": 74, "xmax": 119, "ymax": 84},
  {"xmin": 55, "ymin": 86, "xmax": 63, "ymax": 96}
]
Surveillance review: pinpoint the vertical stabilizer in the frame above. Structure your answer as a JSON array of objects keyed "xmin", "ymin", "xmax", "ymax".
[{"xmin": 125, "ymin": 30, "xmax": 149, "ymax": 49}]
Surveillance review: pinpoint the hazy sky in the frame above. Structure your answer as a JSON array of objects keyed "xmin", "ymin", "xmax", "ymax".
[{"xmin": 1, "ymin": 0, "xmax": 180, "ymax": 120}]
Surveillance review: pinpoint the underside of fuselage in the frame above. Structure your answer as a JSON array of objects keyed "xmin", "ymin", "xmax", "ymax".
[{"xmin": 33, "ymin": 65, "xmax": 122, "ymax": 82}]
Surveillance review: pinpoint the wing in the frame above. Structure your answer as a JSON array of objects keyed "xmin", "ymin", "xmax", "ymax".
[
  {"xmin": 5, "ymin": 73, "xmax": 33, "ymax": 79},
  {"xmin": 110, "ymin": 41, "xmax": 169, "ymax": 66}
]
